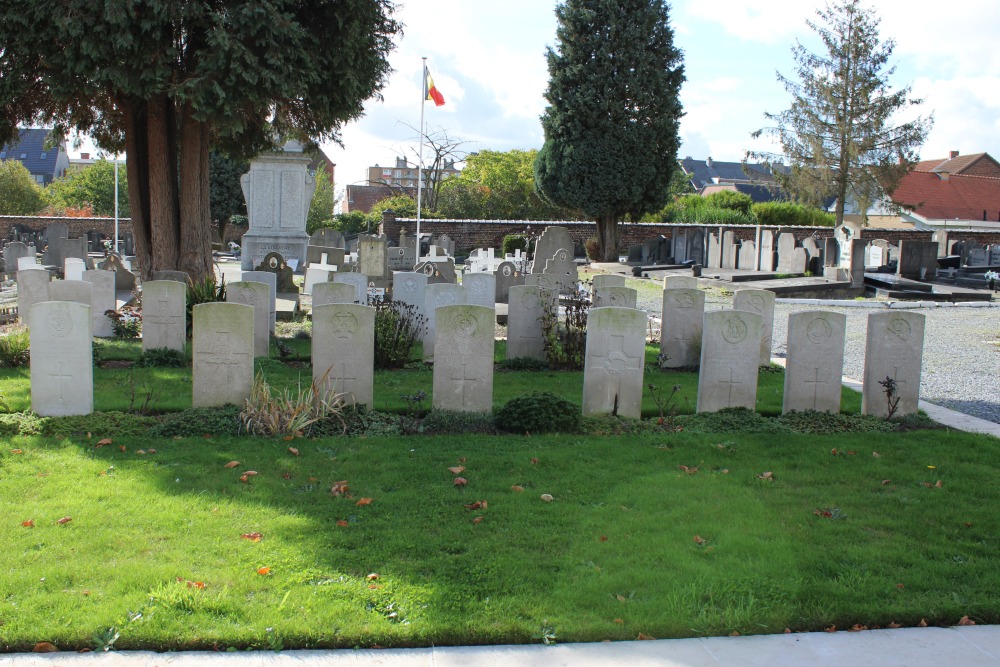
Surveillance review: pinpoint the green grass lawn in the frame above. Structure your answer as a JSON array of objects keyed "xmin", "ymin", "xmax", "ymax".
[{"xmin": 1, "ymin": 429, "xmax": 998, "ymax": 651}]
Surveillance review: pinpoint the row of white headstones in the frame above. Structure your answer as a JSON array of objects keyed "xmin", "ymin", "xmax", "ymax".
[{"xmin": 24, "ymin": 271, "xmax": 923, "ymax": 420}]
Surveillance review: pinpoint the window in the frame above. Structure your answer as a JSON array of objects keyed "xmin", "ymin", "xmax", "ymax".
[
  {"xmin": 35, "ymin": 176, "xmax": 45, "ymax": 184},
  {"xmin": 20, "ymin": 153, "xmax": 27, "ymax": 159},
  {"xmin": 40, "ymin": 152, "xmax": 47, "ymax": 159},
  {"xmin": 0, "ymin": 152, "xmax": 6, "ymax": 158}
]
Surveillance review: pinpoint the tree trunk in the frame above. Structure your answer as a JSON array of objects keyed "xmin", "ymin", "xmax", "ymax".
[
  {"xmin": 123, "ymin": 101, "xmax": 154, "ymax": 280},
  {"xmin": 596, "ymin": 214, "xmax": 620, "ymax": 262},
  {"xmin": 178, "ymin": 103, "xmax": 213, "ymax": 283},
  {"xmin": 147, "ymin": 93, "xmax": 181, "ymax": 273}
]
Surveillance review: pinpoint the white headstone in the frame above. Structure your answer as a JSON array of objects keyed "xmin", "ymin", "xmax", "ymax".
[
  {"xmin": 312, "ymin": 303, "xmax": 375, "ymax": 408},
  {"xmin": 662, "ymin": 275, "xmax": 696, "ymax": 290},
  {"xmin": 659, "ymin": 288, "xmax": 705, "ymax": 369},
  {"xmin": 30, "ymin": 301, "xmax": 93, "ymax": 416},
  {"xmin": 142, "ymin": 280, "xmax": 187, "ymax": 352},
  {"xmin": 783, "ymin": 311, "xmax": 846, "ymax": 414},
  {"xmin": 506, "ymin": 285, "xmax": 548, "ymax": 361},
  {"xmin": 463, "ymin": 272, "xmax": 496, "ymax": 309},
  {"xmin": 17, "ymin": 256, "xmax": 38, "ymax": 271},
  {"xmin": 593, "ymin": 286, "xmax": 637, "ymax": 309},
  {"xmin": 697, "ymin": 310, "xmax": 763, "ymax": 413},
  {"xmin": 82, "ymin": 270, "xmax": 117, "ymax": 338},
  {"xmin": 332, "ymin": 273, "xmax": 369, "ymax": 305},
  {"xmin": 862, "ymin": 311, "xmax": 925, "ymax": 418},
  {"xmin": 312, "ymin": 282, "xmax": 359, "ymax": 307},
  {"xmin": 733, "ymin": 288, "xmax": 776, "ymax": 366},
  {"xmin": 48, "ymin": 280, "xmax": 93, "ymax": 308},
  {"xmin": 16, "ymin": 269, "xmax": 51, "ymax": 325},
  {"xmin": 240, "ymin": 270, "xmax": 277, "ymax": 334},
  {"xmin": 392, "ymin": 272, "xmax": 428, "ymax": 321},
  {"xmin": 592, "ymin": 274, "xmax": 626, "ymax": 291},
  {"xmin": 582, "ymin": 307, "xmax": 647, "ymax": 418},
  {"xmin": 432, "ymin": 305, "xmax": 495, "ymax": 412},
  {"xmin": 64, "ymin": 258, "xmax": 85, "ymax": 281},
  {"xmin": 423, "ymin": 283, "xmax": 466, "ymax": 362},
  {"xmin": 192, "ymin": 303, "xmax": 254, "ymax": 408},
  {"xmin": 226, "ymin": 281, "xmax": 271, "ymax": 358}
]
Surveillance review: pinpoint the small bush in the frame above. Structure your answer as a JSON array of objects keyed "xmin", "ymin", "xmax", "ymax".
[
  {"xmin": 134, "ymin": 347, "xmax": 186, "ymax": 368},
  {"xmin": 777, "ymin": 410, "xmax": 896, "ymax": 435},
  {"xmin": 148, "ymin": 405, "xmax": 242, "ymax": 438},
  {"xmin": 751, "ymin": 202, "xmax": 835, "ymax": 227},
  {"xmin": 186, "ymin": 274, "xmax": 225, "ymax": 338},
  {"xmin": 502, "ymin": 234, "xmax": 528, "ymax": 256},
  {"xmin": 0, "ymin": 324, "xmax": 30, "ymax": 368},
  {"xmin": 541, "ymin": 294, "xmax": 588, "ymax": 371},
  {"xmin": 420, "ymin": 410, "xmax": 496, "ymax": 435},
  {"xmin": 0, "ymin": 412, "xmax": 43, "ymax": 436},
  {"xmin": 40, "ymin": 412, "xmax": 160, "ymax": 438},
  {"xmin": 496, "ymin": 356, "xmax": 551, "ymax": 372},
  {"xmin": 373, "ymin": 299, "xmax": 426, "ymax": 370},
  {"xmin": 495, "ymin": 391, "xmax": 580, "ymax": 434},
  {"xmin": 674, "ymin": 408, "xmax": 792, "ymax": 434},
  {"xmin": 584, "ymin": 237, "xmax": 600, "ymax": 261},
  {"xmin": 579, "ymin": 415, "xmax": 659, "ymax": 436},
  {"xmin": 307, "ymin": 405, "xmax": 402, "ymax": 438},
  {"xmin": 240, "ymin": 372, "xmax": 344, "ymax": 437},
  {"xmin": 106, "ymin": 305, "xmax": 141, "ymax": 339},
  {"xmin": 703, "ymin": 190, "xmax": 754, "ymax": 215}
]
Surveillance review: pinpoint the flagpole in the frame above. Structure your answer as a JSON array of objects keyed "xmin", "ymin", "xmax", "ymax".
[{"xmin": 415, "ymin": 57, "xmax": 427, "ymax": 266}]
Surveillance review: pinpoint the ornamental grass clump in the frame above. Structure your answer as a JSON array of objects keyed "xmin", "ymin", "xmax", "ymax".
[
  {"xmin": 240, "ymin": 372, "xmax": 345, "ymax": 437},
  {"xmin": 0, "ymin": 323, "xmax": 29, "ymax": 367}
]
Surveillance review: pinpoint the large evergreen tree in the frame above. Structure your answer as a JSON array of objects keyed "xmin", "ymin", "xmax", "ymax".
[
  {"xmin": 749, "ymin": 0, "xmax": 931, "ymax": 225},
  {"xmin": 535, "ymin": 0, "xmax": 684, "ymax": 261},
  {"xmin": 0, "ymin": 0, "xmax": 399, "ymax": 281}
]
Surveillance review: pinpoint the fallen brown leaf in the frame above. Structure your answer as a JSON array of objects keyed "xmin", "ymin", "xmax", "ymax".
[
  {"xmin": 599, "ymin": 535, "xmax": 608, "ymax": 542},
  {"xmin": 935, "ymin": 480, "xmax": 943, "ymax": 488},
  {"xmin": 531, "ymin": 457, "xmax": 539, "ymax": 465},
  {"xmin": 453, "ymin": 477, "xmax": 468, "ymax": 486},
  {"xmin": 355, "ymin": 497, "xmax": 373, "ymax": 506},
  {"xmin": 511, "ymin": 485, "xmax": 524, "ymax": 492},
  {"xmin": 678, "ymin": 465, "xmax": 699, "ymax": 475},
  {"xmin": 849, "ymin": 624, "xmax": 868, "ymax": 632},
  {"xmin": 637, "ymin": 633, "xmax": 655, "ymax": 640},
  {"xmin": 336, "ymin": 520, "xmax": 349, "ymax": 527},
  {"xmin": 472, "ymin": 516, "xmax": 484, "ymax": 524},
  {"xmin": 917, "ymin": 619, "xmax": 928, "ymax": 627},
  {"xmin": 872, "ymin": 451, "xmax": 881, "ymax": 458},
  {"xmin": 135, "ymin": 450, "xmax": 147, "ymax": 455},
  {"xmin": 288, "ymin": 447, "xmax": 299, "ymax": 456},
  {"xmin": 882, "ymin": 479, "xmax": 892, "ymax": 485},
  {"xmin": 730, "ymin": 631, "xmax": 740, "ymax": 637},
  {"xmin": 32, "ymin": 642, "xmax": 59, "ymax": 653},
  {"xmin": 11, "ymin": 448, "xmax": 23, "ymax": 454},
  {"xmin": 224, "ymin": 461, "xmax": 241, "ymax": 468},
  {"xmin": 56, "ymin": 517, "xmax": 72, "ymax": 525},
  {"xmin": 756, "ymin": 471, "xmax": 774, "ymax": 481},
  {"xmin": 887, "ymin": 621, "xmax": 902, "ymax": 629},
  {"xmin": 331, "ymin": 481, "xmax": 350, "ymax": 496},
  {"xmin": 693, "ymin": 535, "xmax": 706, "ymax": 546},
  {"xmin": 147, "ymin": 449, "xmax": 157, "ymax": 454},
  {"xmin": 825, "ymin": 625, "xmax": 837, "ymax": 633},
  {"xmin": 240, "ymin": 532, "xmax": 263, "ymax": 542},
  {"xmin": 282, "ymin": 472, "xmax": 292, "ymax": 480},
  {"xmin": 366, "ymin": 573, "xmax": 379, "ymax": 581},
  {"xmin": 97, "ymin": 438, "xmax": 112, "ymax": 447},
  {"xmin": 283, "ymin": 436, "xmax": 295, "ymax": 442},
  {"xmin": 257, "ymin": 567, "xmax": 271, "ymax": 576},
  {"xmin": 464, "ymin": 500, "xmax": 488, "ymax": 511},
  {"xmin": 21, "ymin": 519, "xmax": 34, "ymax": 528},
  {"xmin": 957, "ymin": 616, "xmax": 976, "ymax": 626},
  {"xmin": 613, "ymin": 618, "xmax": 624, "ymax": 624},
  {"xmin": 784, "ymin": 628, "xmax": 792, "ymax": 634},
  {"xmin": 448, "ymin": 466, "xmax": 466, "ymax": 475}
]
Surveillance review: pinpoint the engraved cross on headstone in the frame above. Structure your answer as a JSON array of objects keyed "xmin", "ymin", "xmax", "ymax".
[
  {"xmin": 201, "ymin": 331, "xmax": 249, "ymax": 383},
  {"xmin": 335, "ymin": 362, "xmax": 358, "ymax": 396},
  {"xmin": 717, "ymin": 368, "xmax": 744, "ymax": 407},
  {"xmin": 590, "ymin": 334, "xmax": 642, "ymax": 397},
  {"xmin": 803, "ymin": 367, "xmax": 829, "ymax": 410},
  {"xmin": 450, "ymin": 361, "xmax": 483, "ymax": 408},
  {"xmin": 145, "ymin": 293, "xmax": 182, "ymax": 335},
  {"xmin": 49, "ymin": 361, "xmax": 74, "ymax": 407}
]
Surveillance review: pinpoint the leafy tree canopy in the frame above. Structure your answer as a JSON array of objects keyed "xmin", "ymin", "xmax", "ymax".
[
  {"xmin": 0, "ymin": 159, "xmax": 45, "ymax": 215},
  {"xmin": 0, "ymin": 0, "xmax": 399, "ymax": 280},
  {"xmin": 535, "ymin": 0, "xmax": 685, "ymax": 260},
  {"xmin": 307, "ymin": 164, "xmax": 335, "ymax": 235},
  {"xmin": 45, "ymin": 159, "xmax": 128, "ymax": 217},
  {"xmin": 749, "ymin": 0, "xmax": 931, "ymax": 226}
]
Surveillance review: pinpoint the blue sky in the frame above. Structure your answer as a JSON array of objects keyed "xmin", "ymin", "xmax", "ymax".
[{"xmin": 323, "ymin": 0, "xmax": 1000, "ymax": 196}]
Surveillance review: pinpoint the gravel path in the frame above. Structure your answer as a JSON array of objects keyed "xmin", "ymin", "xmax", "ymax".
[{"xmin": 627, "ymin": 276, "xmax": 1000, "ymax": 425}]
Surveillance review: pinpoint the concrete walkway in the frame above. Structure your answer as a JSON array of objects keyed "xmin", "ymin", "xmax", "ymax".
[{"xmin": 3, "ymin": 626, "xmax": 999, "ymax": 665}]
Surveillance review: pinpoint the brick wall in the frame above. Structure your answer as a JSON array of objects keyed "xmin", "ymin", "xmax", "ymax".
[{"xmin": 1, "ymin": 215, "xmax": 125, "ymax": 239}]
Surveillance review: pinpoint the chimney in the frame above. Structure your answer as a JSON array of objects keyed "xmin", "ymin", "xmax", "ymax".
[
  {"xmin": 81, "ymin": 152, "xmax": 90, "ymax": 160},
  {"xmin": 706, "ymin": 157, "xmax": 713, "ymax": 168},
  {"xmin": 949, "ymin": 150, "xmax": 959, "ymax": 159}
]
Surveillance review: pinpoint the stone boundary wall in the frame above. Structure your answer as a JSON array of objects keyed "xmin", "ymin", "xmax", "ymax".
[
  {"xmin": 1, "ymin": 215, "xmax": 125, "ymax": 239},
  {"xmin": 379, "ymin": 214, "xmax": 1000, "ymax": 255}
]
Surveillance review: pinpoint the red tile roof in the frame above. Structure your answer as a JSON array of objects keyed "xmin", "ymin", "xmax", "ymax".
[
  {"xmin": 914, "ymin": 153, "xmax": 1000, "ymax": 177},
  {"xmin": 891, "ymin": 171, "xmax": 1000, "ymax": 221}
]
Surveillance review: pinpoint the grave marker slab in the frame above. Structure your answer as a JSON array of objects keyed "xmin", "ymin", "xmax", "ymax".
[
  {"xmin": 97, "ymin": 254, "xmax": 137, "ymax": 292},
  {"xmin": 226, "ymin": 280, "xmax": 271, "ymax": 357},
  {"xmin": 30, "ymin": 301, "xmax": 92, "ymax": 416},
  {"xmin": 593, "ymin": 286, "xmax": 637, "ymax": 309},
  {"xmin": 592, "ymin": 274, "xmax": 626, "ymax": 291},
  {"xmin": 312, "ymin": 281, "xmax": 359, "ymax": 307},
  {"xmin": 312, "ymin": 303, "xmax": 375, "ymax": 408},
  {"xmin": 151, "ymin": 270, "xmax": 190, "ymax": 284},
  {"xmin": 506, "ymin": 285, "xmax": 547, "ymax": 361},
  {"xmin": 48, "ymin": 280, "xmax": 93, "ymax": 307},
  {"xmin": 759, "ymin": 230, "xmax": 775, "ymax": 271},
  {"xmin": 531, "ymin": 226, "xmax": 574, "ymax": 274},
  {"xmin": 17, "ymin": 256, "xmax": 38, "ymax": 271},
  {"xmin": 392, "ymin": 272, "xmax": 428, "ymax": 320},
  {"xmin": 582, "ymin": 307, "xmax": 647, "ymax": 418},
  {"xmin": 16, "ymin": 269, "xmax": 50, "ymax": 324},
  {"xmin": 241, "ymin": 270, "xmax": 278, "ymax": 333},
  {"xmin": 697, "ymin": 310, "xmax": 763, "ymax": 412},
  {"xmin": 82, "ymin": 269, "xmax": 117, "ymax": 338},
  {"xmin": 494, "ymin": 261, "xmax": 523, "ymax": 303},
  {"xmin": 64, "ymin": 258, "xmax": 85, "ymax": 281},
  {"xmin": 142, "ymin": 280, "xmax": 186, "ymax": 352},
  {"xmin": 862, "ymin": 311, "xmax": 925, "ymax": 418},
  {"xmin": 660, "ymin": 288, "xmax": 705, "ymax": 369},
  {"xmin": 707, "ymin": 233, "xmax": 721, "ymax": 268},
  {"xmin": 423, "ymin": 283, "xmax": 465, "ymax": 362},
  {"xmin": 332, "ymin": 273, "xmax": 369, "ymax": 304},
  {"xmin": 432, "ymin": 305, "xmax": 495, "ymax": 412},
  {"xmin": 663, "ymin": 275, "xmax": 697, "ymax": 290},
  {"xmin": 733, "ymin": 288, "xmax": 775, "ymax": 366},
  {"xmin": 783, "ymin": 311, "xmax": 846, "ymax": 414},
  {"xmin": 463, "ymin": 273, "xmax": 496, "ymax": 309},
  {"xmin": 192, "ymin": 303, "xmax": 254, "ymax": 407},
  {"xmin": 776, "ymin": 233, "xmax": 798, "ymax": 273}
]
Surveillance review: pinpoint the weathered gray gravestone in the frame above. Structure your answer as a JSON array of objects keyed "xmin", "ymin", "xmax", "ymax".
[
  {"xmin": 432, "ymin": 305, "xmax": 495, "ymax": 412},
  {"xmin": 697, "ymin": 310, "xmax": 763, "ymax": 413},
  {"xmin": 226, "ymin": 280, "xmax": 271, "ymax": 358},
  {"xmin": 494, "ymin": 261, "xmax": 523, "ymax": 304},
  {"xmin": 97, "ymin": 254, "xmax": 137, "ymax": 292},
  {"xmin": 423, "ymin": 283, "xmax": 466, "ymax": 362},
  {"xmin": 733, "ymin": 288, "xmax": 775, "ymax": 366},
  {"xmin": 463, "ymin": 272, "xmax": 496, "ymax": 309},
  {"xmin": 862, "ymin": 311, "xmax": 925, "ymax": 418},
  {"xmin": 192, "ymin": 302, "xmax": 254, "ymax": 408},
  {"xmin": 358, "ymin": 235, "xmax": 390, "ymax": 281},
  {"xmin": 662, "ymin": 275, "xmax": 697, "ymax": 290},
  {"xmin": 3, "ymin": 242, "xmax": 31, "ymax": 277},
  {"xmin": 312, "ymin": 282, "xmax": 359, "ymax": 307},
  {"xmin": 582, "ymin": 307, "xmax": 647, "ymax": 418},
  {"xmin": 592, "ymin": 274, "xmax": 626, "ymax": 291},
  {"xmin": 737, "ymin": 240, "xmax": 757, "ymax": 270},
  {"xmin": 542, "ymin": 247, "xmax": 579, "ymax": 286},
  {"xmin": 41, "ymin": 222, "xmax": 70, "ymax": 267},
  {"xmin": 82, "ymin": 269, "xmax": 117, "ymax": 338},
  {"xmin": 255, "ymin": 252, "xmax": 298, "ymax": 293},
  {"xmin": 506, "ymin": 285, "xmax": 547, "ymax": 361},
  {"xmin": 783, "ymin": 311, "xmax": 846, "ymax": 414},
  {"xmin": 531, "ymin": 226, "xmax": 574, "ymax": 274},
  {"xmin": 48, "ymin": 280, "xmax": 93, "ymax": 309},
  {"xmin": 30, "ymin": 301, "xmax": 93, "ymax": 416},
  {"xmin": 759, "ymin": 230, "xmax": 776, "ymax": 271},
  {"xmin": 707, "ymin": 232, "xmax": 721, "ymax": 268},
  {"xmin": 776, "ymin": 233, "xmax": 798, "ymax": 273},
  {"xmin": 241, "ymin": 270, "xmax": 278, "ymax": 333},
  {"xmin": 16, "ymin": 269, "xmax": 51, "ymax": 325},
  {"xmin": 593, "ymin": 286, "xmax": 637, "ymax": 309},
  {"xmin": 151, "ymin": 270, "xmax": 190, "ymax": 284},
  {"xmin": 659, "ymin": 288, "xmax": 705, "ymax": 369},
  {"xmin": 312, "ymin": 303, "xmax": 375, "ymax": 408},
  {"xmin": 392, "ymin": 272, "xmax": 428, "ymax": 320},
  {"xmin": 525, "ymin": 272, "xmax": 568, "ymax": 295},
  {"xmin": 332, "ymin": 272, "xmax": 369, "ymax": 304},
  {"xmin": 721, "ymin": 231, "xmax": 739, "ymax": 269},
  {"xmin": 141, "ymin": 280, "xmax": 187, "ymax": 352}
]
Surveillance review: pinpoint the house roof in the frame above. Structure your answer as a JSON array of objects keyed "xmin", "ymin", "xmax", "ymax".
[
  {"xmin": 891, "ymin": 171, "xmax": 1000, "ymax": 222},
  {"xmin": 914, "ymin": 152, "xmax": 1000, "ymax": 178},
  {"xmin": 678, "ymin": 157, "xmax": 777, "ymax": 191},
  {"xmin": 700, "ymin": 182, "xmax": 786, "ymax": 204},
  {"xmin": 344, "ymin": 184, "xmax": 417, "ymax": 214},
  {"xmin": 0, "ymin": 128, "xmax": 69, "ymax": 184}
]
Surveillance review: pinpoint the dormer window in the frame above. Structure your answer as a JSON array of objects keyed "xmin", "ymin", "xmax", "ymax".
[
  {"xmin": 19, "ymin": 153, "xmax": 27, "ymax": 159},
  {"xmin": 40, "ymin": 152, "xmax": 47, "ymax": 159}
]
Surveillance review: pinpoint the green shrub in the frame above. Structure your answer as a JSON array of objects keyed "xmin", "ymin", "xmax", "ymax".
[
  {"xmin": 40, "ymin": 412, "xmax": 160, "ymax": 438},
  {"xmin": 373, "ymin": 299, "xmax": 426, "ymax": 370},
  {"xmin": 0, "ymin": 324, "xmax": 30, "ymax": 367},
  {"xmin": 541, "ymin": 295, "xmax": 588, "ymax": 371},
  {"xmin": 703, "ymin": 190, "xmax": 754, "ymax": 215},
  {"xmin": 147, "ymin": 405, "xmax": 243, "ymax": 438},
  {"xmin": 584, "ymin": 236, "xmax": 600, "ymax": 261},
  {"xmin": 0, "ymin": 412, "xmax": 43, "ymax": 436},
  {"xmin": 106, "ymin": 304, "xmax": 142, "ymax": 339},
  {"xmin": 670, "ymin": 206, "xmax": 756, "ymax": 225},
  {"xmin": 306, "ymin": 405, "xmax": 402, "ymax": 438},
  {"xmin": 420, "ymin": 410, "xmax": 496, "ymax": 435},
  {"xmin": 496, "ymin": 356, "xmax": 551, "ymax": 372},
  {"xmin": 134, "ymin": 347, "xmax": 187, "ymax": 368},
  {"xmin": 776, "ymin": 410, "xmax": 896, "ymax": 435},
  {"xmin": 502, "ymin": 234, "xmax": 528, "ymax": 256},
  {"xmin": 186, "ymin": 274, "xmax": 225, "ymax": 338},
  {"xmin": 578, "ymin": 415, "xmax": 659, "ymax": 436},
  {"xmin": 751, "ymin": 202, "xmax": 835, "ymax": 227},
  {"xmin": 495, "ymin": 391, "xmax": 580, "ymax": 434},
  {"xmin": 674, "ymin": 408, "xmax": 792, "ymax": 434}
]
